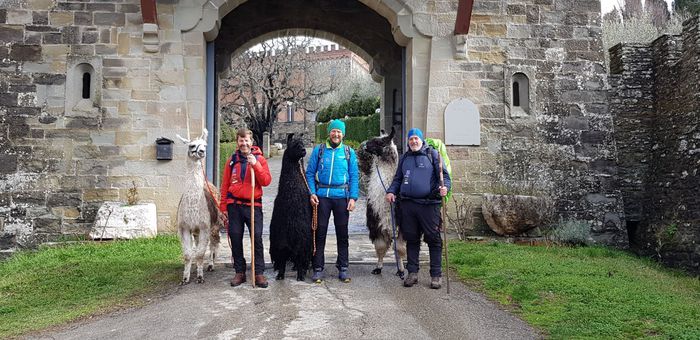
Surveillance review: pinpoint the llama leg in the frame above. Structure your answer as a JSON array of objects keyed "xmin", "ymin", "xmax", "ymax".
[
  {"xmin": 372, "ymin": 238, "xmax": 388, "ymax": 275},
  {"xmin": 179, "ymin": 227, "xmax": 193, "ymax": 285},
  {"xmin": 194, "ymin": 227, "xmax": 209, "ymax": 283},
  {"xmin": 207, "ymin": 227, "xmax": 219, "ymax": 272},
  {"xmin": 396, "ymin": 233, "xmax": 407, "ymax": 278}
]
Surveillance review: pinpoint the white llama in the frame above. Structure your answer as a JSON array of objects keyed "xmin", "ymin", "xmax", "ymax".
[
  {"xmin": 175, "ymin": 129, "xmax": 222, "ymax": 284},
  {"xmin": 357, "ymin": 127, "xmax": 407, "ymax": 278}
]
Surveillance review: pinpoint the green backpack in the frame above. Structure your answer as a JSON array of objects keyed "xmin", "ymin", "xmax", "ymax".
[{"xmin": 425, "ymin": 138, "xmax": 453, "ymax": 203}]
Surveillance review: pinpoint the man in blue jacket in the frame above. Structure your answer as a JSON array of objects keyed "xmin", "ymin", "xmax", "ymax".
[
  {"xmin": 385, "ymin": 128, "xmax": 450, "ymax": 289},
  {"xmin": 306, "ymin": 119, "xmax": 360, "ymax": 283}
]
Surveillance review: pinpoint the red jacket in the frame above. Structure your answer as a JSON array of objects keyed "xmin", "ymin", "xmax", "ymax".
[{"xmin": 219, "ymin": 146, "xmax": 272, "ymax": 211}]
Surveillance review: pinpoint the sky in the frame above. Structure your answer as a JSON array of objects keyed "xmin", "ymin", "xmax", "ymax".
[{"xmin": 600, "ymin": 0, "xmax": 673, "ymax": 14}]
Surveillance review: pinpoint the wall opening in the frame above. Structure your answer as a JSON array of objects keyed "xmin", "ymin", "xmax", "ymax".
[
  {"xmin": 512, "ymin": 72, "xmax": 529, "ymax": 113},
  {"xmin": 82, "ymin": 72, "xmax": 91, "ymax": 99}
]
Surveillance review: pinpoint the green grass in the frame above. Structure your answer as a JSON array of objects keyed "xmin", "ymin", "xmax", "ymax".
[
  {"xmin": 0, "ymin": 236, "xmax": 182, "ymax": 338},
  {"xmin": 449, "ymin": 241, "xmax": 700, "ymax": 339}
]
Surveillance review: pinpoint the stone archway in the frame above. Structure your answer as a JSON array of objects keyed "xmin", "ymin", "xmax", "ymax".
[{"xmin": 173, "ymin": 0, "xmax": 434, "ymax": 144}]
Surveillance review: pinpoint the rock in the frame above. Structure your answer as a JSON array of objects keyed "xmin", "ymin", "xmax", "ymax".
[
  {"xmin": 481, "ymin": 193, "xmax": 553, "ymax": 236},
  {"xmin": 90, "ymin": 201, "xmax": 157, "ymax": 240}
]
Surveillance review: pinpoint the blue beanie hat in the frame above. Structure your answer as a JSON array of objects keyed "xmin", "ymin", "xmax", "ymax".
[
  {"xmin": 407, "ymin": 128, "xmax": 423, "ymax": 140},
  {"xmin": 328, "ymin": 119, "xmax": 346, "ymax": 135}
]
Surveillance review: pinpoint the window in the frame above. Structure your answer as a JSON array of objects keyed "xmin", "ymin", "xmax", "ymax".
[
  {"xmin": 512, "ymin": 72, "xmax": 530, "ymax": 114},
  {"xmin": 82, "ymin": 72, "xmax": 91, "ymax": 99}
]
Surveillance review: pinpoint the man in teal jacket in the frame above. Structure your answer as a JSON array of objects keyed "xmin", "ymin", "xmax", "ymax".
[{"xmin": 306, "ymin": 119, "xmax": 360, "ymax": 283}]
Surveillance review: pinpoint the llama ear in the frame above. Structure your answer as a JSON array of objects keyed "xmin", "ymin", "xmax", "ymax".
[
  {"xmin": 388, "ymin": 126, "xmax": 396, "ymax": 139},
  {"xmin": 200, "ymin": 128, "xmax": 208, "ymax": 141},
  {"xmin": 287, "ymin": 133, "xmax": 294, "ymax": 143},
  {"xmin": 176, "ymin": 134, "xmax": 190, "ymax": 144}
]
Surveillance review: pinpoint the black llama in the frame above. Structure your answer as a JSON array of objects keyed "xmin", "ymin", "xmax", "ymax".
[
  {"xmin": 357, "ymin": 127, "xmax": 407, "ymax": 278},
  {"xmin": 269, "ymin": 133, "xmax": 313, "ymax": 281}
]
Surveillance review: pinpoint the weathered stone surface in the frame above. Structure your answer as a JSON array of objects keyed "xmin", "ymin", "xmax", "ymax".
[
  {"xmin": 482, "ymin": 194, "xmax": 553, "ymax": 236},
  {"xmin": 10, "ymin": 45, "xmax": 41, "ymax": 61},
  {"xmin": 0, "ymin": 25, "xmax": 23, "ymax": 42},
  {"xmin": 90, "ymin": 202, "xmax": 157, "ymax": 240}
]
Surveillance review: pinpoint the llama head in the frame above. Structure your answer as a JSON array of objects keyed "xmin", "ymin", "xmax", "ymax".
[
  {"xmin": 284, "ymin": 133, "xmax": 307, "ymax": 161},
  {"xmin": 176, "ymin": 129, "xmax": 208, "ymax": 160},
  {"xmin": 364, "ymin": 126, "xmax": 397, "ymax": 162}
]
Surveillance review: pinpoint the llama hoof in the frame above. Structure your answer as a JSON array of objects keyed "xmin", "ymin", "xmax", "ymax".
[
  {"xmin": 196, "ymin": 276, "xmax": 204, "ymax": 284},
  {"xmin": 296, "ymin": 274, "xmax": 305, "ymax": 281},
  {"xmin": 275, "ymin": 273, "xmax": 285, "ymax": 280},
  {"xmin": 206, "ymin": 265, "xmax": 214, "ymax": 272},
  {"xmin": 396, "ymin": 270, "xmax": 405, "ymax": 279},
  {"xmin": 180, "ymin": 279, "xmax": 190, "ymax": 286},
  {"xmin": 371, "ymin": 268, "xmax": 382, "ymax": 275}
]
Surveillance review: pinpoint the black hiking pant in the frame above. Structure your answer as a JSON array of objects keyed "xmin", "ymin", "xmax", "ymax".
[
  {"xmin": 399, "ymin": 200, "xmax": 442, "ymax": 278},
  {"xmin": 313, "ymin": 197, "xmax": 350, "ymax": 271},
  {"xmin": 228, "ymin": 203, "xmax": 265, "ymax": 275}
]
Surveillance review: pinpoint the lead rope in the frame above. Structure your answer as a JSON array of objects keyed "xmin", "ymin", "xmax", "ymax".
[
  {"xmin": 376, "ymin": 163, "xmax": 401, "ymax": 277},
  {"xmin": 299, "ymin": 160, "xmax": 318, "ymax": 255},
  {"xmin": 200, "ymin": 159, "xmax": 231, "ymax": 249}
]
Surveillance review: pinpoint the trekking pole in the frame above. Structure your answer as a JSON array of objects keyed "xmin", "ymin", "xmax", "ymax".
[
  {"xmin": 438, "ymin": 154, "xmax": 450, "ymax": 294},
  {"xmin": 250, "ymin": 164, "xmax": 256, "ymax": 288}
]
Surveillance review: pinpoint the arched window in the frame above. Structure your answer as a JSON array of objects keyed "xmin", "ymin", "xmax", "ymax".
[
  {"xmin": 512, "ymin": 73, "xmax": 529, "ymax": 113},
  {"xmin": 82, "ymin": 72, "xmax": 91, "ymax": 99}
]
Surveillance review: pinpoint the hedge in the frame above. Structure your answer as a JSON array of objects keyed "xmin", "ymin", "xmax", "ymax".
[{"xmin": 315, "ymin": 111, "xmax": 380, "ymax": 146}]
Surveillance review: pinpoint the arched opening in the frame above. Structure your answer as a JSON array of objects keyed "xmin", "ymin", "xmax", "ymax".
[
  {"xmin": 81, "ymin": 72, "xmax": 91, "ymax": 99},
  {"xmin": 511, "ymin": 72, "xmax": 530, "ymax": 115}
]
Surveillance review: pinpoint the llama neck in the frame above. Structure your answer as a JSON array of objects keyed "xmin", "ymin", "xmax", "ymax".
[{"xmin": 186, "ymin": 158, "xmax": 205, "ymax": 189}]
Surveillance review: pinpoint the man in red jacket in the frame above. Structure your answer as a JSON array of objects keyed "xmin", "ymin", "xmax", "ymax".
[{"xmin": 220, "ymin": 129, "xmax": 272, "ymax": 288}]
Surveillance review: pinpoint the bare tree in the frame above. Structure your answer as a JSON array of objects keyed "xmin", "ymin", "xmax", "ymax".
[{"xmin": 219, "ymin": 36, "xmax": 340, "ymax": 146}]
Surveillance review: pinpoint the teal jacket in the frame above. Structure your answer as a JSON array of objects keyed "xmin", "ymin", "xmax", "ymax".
[{"xmin": 305, "ymin": 142, "xmax": 359, "ymax": 200}]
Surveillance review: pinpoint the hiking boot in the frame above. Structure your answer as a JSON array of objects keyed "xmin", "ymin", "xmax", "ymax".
[
  {"xmin": 403, "ymin": 272, "xmax": 418, "ymax": 287},
  {"xmin": 311, "ymin": 269, "xmax": 324, "ymax": 283},
  {"xmin": 255, "ymin": 274, "xmax": 269, "ymax": 288},
  {"xmin": 430, "ymin": 276, "xmax": 442, "ymax": 289},
  {"xmin": 338, "ymin": 268, "xmax": 351, "ymax": 283},
  {"xmin": 230, "ymin": 272, "xmax": 246, "ymax": 287}
]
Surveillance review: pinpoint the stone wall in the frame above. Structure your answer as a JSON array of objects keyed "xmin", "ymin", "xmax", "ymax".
[
  {"xmin": 609, "ymin": 18, "xmax": 700, "ymax": 273},
  {"xmin": 0, "ymin": 1, "xmax": 199, "ymax": 250},
  {"xmin": 429, "ymin": 0, "xmax": 627, "ymax": 245}
]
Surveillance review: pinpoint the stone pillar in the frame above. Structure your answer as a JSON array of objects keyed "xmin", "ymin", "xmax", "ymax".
[{"xmin": 263, "ymin": 132, "xmax": 270, "ymax": 158}]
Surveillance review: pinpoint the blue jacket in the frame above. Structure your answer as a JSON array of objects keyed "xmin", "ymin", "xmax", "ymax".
[
  {"xmin": 387, "ymin": 143, "xmax": 451, "ymax": 204},
  {"xmin": 305, "ymin": 142, "xmax": 360, "ymax": 200}
]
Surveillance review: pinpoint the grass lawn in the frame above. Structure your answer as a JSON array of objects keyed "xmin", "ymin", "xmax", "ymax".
[
  {"xmin": 0, "ymin": 236, "xmax": 182, "ymax": 338},
  {"xmin": 449, "ymin": 241, "xmax": 700, "ymax": 339}
]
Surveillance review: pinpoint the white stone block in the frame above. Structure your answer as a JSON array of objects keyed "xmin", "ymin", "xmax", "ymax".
[{"xmin": 90, "ymin": 202, "xmax": 157, "ymax": 240}]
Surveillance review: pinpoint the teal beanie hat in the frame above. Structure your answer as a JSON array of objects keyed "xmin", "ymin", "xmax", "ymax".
[{"xmin": 328, "ymin": 119, "xmax": 346, "ymax": 135}]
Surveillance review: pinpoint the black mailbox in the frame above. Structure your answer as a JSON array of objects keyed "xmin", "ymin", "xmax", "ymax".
[{"xmin": 156, "ymin": 137, "xmax": 174, "ymax": 160}]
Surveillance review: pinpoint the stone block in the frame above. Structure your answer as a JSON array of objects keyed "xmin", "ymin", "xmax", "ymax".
[
  {"xmin": 61, "ymin": 26, "xmax": 80, "ymax": 44},
  {"xmin": 82, "ymin": 189, "xmax": 120, "ymax": 202},
  {"xmin": 116, "ymin": 131, "xmax": 148, "ymax": 145},
  {"xmin": 94, "ymin": 12, "xmax": 125, "ymax": 27},
  {"xmin": 90, "ymin": 202, "xmax": 157, "ymax": 240},
  {"xmin": 47, "ymin": 192, "xmax": 81, "ymax": 207},
  {"xmin": 7, "ymin": 10, "xmax": 32, "ymax": 25},
  {"xmin": 33, "ymin": 73, "xmax": 65, "ymax": 85},
  {"xmin": 0, "ymin": 155, "xmax": 18, "ymax": 174},
  {"xmin": 49, "ymin": 11, "xmax": 73, "ymax": 26},
  {"xmin": 32, "ymin": 10, "xmax": 48, "ymax": 24},
  {"xmin": 82, "ymin": 31, "xmax": 99, "ymax": 44},
  {"xmin": 57, "ymin": 2, "xmax": 84, "ymax": 11},
  {"xmin": 71, "ymin": 44, "xmax": 95, "ymax": 55},
  {"xmin": 87, "ymin": 3, "xmax": 116, "ymax": 12},
  {"xmin": 42, "ymin": 32, "xmax": 62, "ymax": 44},
  {"xmin": 10, "ymin": 45, "xmax": 41, "ymax": 61},
  {"xmin": 74, "ymin": 11, "xmax": 92, "ymax": 26}
]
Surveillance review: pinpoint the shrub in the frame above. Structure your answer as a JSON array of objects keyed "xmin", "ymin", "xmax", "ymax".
[{"xmin": 548, "ymin": 219, "xmax": 592, "ymax": 246}]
